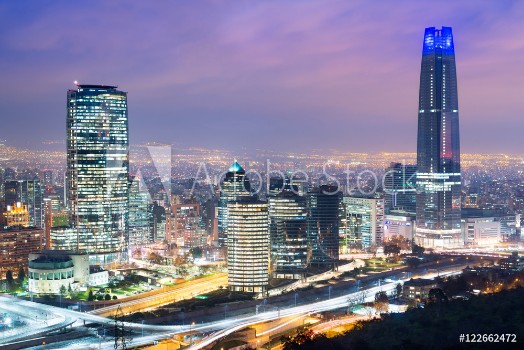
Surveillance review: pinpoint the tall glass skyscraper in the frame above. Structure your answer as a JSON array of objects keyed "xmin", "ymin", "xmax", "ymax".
[
  {"xmin": 227, "ymin": 197, "xmax": 269, "ymax": 293},
  {"xmin": 217, "ymin": 161, "xmax": 251, "ymax": 246},
  {"xmin": 306, "ymin": 185, "xmax": 342, "ymax": 267},
  {"xmin": 415, "ymin": 27, "xmax": 462, "ymax": 248},
  {"xmin": 66, "ymin": 84, "xmax": 129, "ymax": 264},
  {"xmin": 384, "ymin": 163, "xmax": 417, "ymax": 214},
  {"xmin": 268, "ymin": 184, "xmax": 307, "ymax": 279},
  {"xmin": 128, "ymin": 175, "xmax": 152, "ymax": 246}
]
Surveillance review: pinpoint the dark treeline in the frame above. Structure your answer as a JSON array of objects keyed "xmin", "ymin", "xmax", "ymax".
[{"xmin": 284, "ymin": 287, "xmax": 524, "ymax": 350}]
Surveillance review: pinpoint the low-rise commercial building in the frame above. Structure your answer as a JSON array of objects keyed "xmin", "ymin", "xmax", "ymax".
[
  {"xmin": 28, "ymin": 250, "xmax": 108, "ymax": 294},
  {"xmin": 402, "ymin": 278, "xmax": 438, "ymax": 300}
]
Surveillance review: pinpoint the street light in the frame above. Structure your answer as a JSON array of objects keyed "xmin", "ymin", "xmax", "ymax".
[{"xmin": 190, "ymin": 321, "xmax": 195, "ymax": 345}]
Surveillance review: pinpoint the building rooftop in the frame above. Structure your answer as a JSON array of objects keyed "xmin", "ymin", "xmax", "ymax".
[
  {"xmin": 29, "ymin": 255, "xmax": 73, "ymax": 270},
  {"xmin": 404, "ymin": 278, "xmax": 438, "ymax": 287},
  {"xmin": 228, "ymin": 161, "xmax": 244, "ymax": 173},
  {"xmin": 76, "ymin": 84, "xmax": 118, "ymax": 89}
]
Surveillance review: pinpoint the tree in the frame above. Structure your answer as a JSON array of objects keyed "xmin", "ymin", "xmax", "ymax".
[
  {"xmin": 17, "ymin": 267, "xmax": 26, "ymax": 283},
  {"xmin": 59, "ymin": 284, "xmax": 67, "ymax": 296},
  {"xmin": 6, "ymin": 270, "xmax": 14, "ymax": 285},
  {"xmin": 405, "ymin": 257, "xmax": 421, "ymax": 269},
  {"xmin": 384, "ymin": 235, "xmax": 410, "ymax": 250},
  {"xmin": 347, "ymin": 292, "xmax": 366, "ymax": 314},
  {"xmin": 396, "ymin": 283, "xmax": 403, "ymax": 297},
  {"xmin": 105, "ymin": 293, "xmax": 111, "ymax": 301},
  {"xmin": 374, "ymin": 291, "xmax": 389, "ymax": 314},
  {"xmin": 384, "ymin": 244, "xmax": 401, "ymax": 256},
  {"xmin": 68, "ymin": 283, "xmax": 73, "ymax": 294},
  {"xmin": 88, "ymin": 289, "xmax": 95, "ymax": 301},
  {"xmin": 176, "ymin": 266, "xmax": 189, "ymax": 277},
  {"xmin": 282, "ymin": 327, "xmax": 326, "ymax": 350},
  {"xmin": 112, "ymin": 295, "xmax": 118, "ymax": 300},
  {"xmin": 427, "ymin": 288, "xmax": 448, "ymax": 304},
  {"xmin": 148, "ymin": 252, "xmax": 164, "ymax": 265},
  {"xmin": 412, "ymin": 244, "xmax": 425, "ymax": 255},
  {"xmin": 190, "ymin": 247, "xmax": 203, "ymax": 259},
  {"xmin": 368, "ymin": 244, "xmax": 378, "ymax": 257}
]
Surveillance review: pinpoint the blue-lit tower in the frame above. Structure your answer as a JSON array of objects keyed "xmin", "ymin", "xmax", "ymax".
[{"xmin": 415, "ymin": 27, "xmax": 462, "ymax": 248}]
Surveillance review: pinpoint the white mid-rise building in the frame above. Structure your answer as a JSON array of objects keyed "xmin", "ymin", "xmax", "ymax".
[
  {"xmin": 28, "ymin": 250, "xmax": 108, "ymax": 294},
  {"xmin": 342, "ymin": 196, "xmax": 384, "ymax": 249},
  {"xmin": 461, "ymin": 218, "xmax": 501, "ymax": 246}
]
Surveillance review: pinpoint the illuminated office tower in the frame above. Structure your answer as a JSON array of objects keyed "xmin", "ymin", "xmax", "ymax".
[
  {"xmin": 227, "ymin": 197, "xmax": 269, "ymax": 293},
  {"xmin": 268, "ymin": 181, "xmax": 307, "ymax": 278},
  {"xmin": 4, "ymin": 180, "xmax": 44, "ymax": 228},
  {"xmin": 343, "ymin": 195, "xmax": 384, "ymax": 249},
  {"xmin": 0, "ymin": 168, "xmax": 4, "ymax": 210},
  {"xmin": 274, "ymin": 219, "xmax": 308, "ymax": 279},
  {"xmin": 217, "ymin": 161, "xmax": 251, "ymax": 246},
  {"xmin": 66, "ymin": 84, "xmax": 129, "ymax": 264},
  {"xmin": 128, "ymin": 176, "xmax": 152, "ymax": 246},
  {"xmin": 384, "ymin": 163, "xmax": 417, "ymax": 214},
  {"xmin": 415, "ymin": 27, "xmax": 462, "ymax": 248},
  {"xmin": 151, "ymin": 203, "xmax": 166, "ymax": 242},
  {"xmin": 306, "ymin": 185, "xmax": 342, "ymax": 267}
]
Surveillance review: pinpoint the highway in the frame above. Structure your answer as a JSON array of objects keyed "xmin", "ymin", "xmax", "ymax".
[
  {"xmin": 89, "ymin": 273, "xmax": 228, "ymax": 317},
  {"xmin": 0, "ymin": 264, "xmax": 465, "ymax": 349},
  {"xmin": 185, "ymin": 268, "xmax": 463, "ymax": 350},
  {"xmin": 0, "ymin": 297, "xmax": 76, "ymax": 345}
]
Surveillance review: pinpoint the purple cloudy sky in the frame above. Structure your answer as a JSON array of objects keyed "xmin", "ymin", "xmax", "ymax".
[{"xmin": 0, "ymin": 0, "xmax": 523, "ymax": 153}]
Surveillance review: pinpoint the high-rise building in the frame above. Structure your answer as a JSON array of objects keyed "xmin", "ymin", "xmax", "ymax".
[
  {"xmin": 151, "ymin": 202, "xmax": 167, "ymax": 242},
  {"xmin": 274, "ymin": 219, "xmax": 308, "ymax": 279},
  {"xmin": 218, "ymin": 161, "xmax": 251, "ymax": 246},
  {"xmin": 43, "ymin": 198, "xmax": 52, "ymax": 248},
  {"xmin": 0, "ymin": 227, "xmax": 43, "ymax": 279},
  {"xmin": 0, "ymin": 167, "xmax": 5, "ymax": 210},
  {"xmin": 306, "ymin": 185, "xmax": 341, "ymax": 267},
  {"xmin": 42, "ymin": 170, "xmax": 54, "ymax": 186},
  {"xmin": 1, "ymin": 202, "xmax": 30, "ymax": 227},
  {"xmin": 384, "ymin": 163, "xmax": 417, "ymax": 214},
  {"xmin": 227, "ymin": 197, "xmax": 269, "ymax": 293},
  {"xmin": 128, "ymin": 176, "xmax": 153, "ymax": 246},
  {"xmin": 171, "ymin": 202, "xmax": 208, "ymax": 248},
  {"xmin": 415, "ymin": 27, "xmax": 462, "ymax": 248},
  {"xmin": 66, "ymin": 84, "xmax": 129, "ymax": 264},
  {"xmin": 4, "ymin": 180, "xmax": 44, "ymax": 229},
  {"xmin": 343, "ymin": 195, "xmax": 384, "ymax": 249},
  {"xmin": 268, "ymin": 183, "xmax": 307, "ymax": 278}
]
